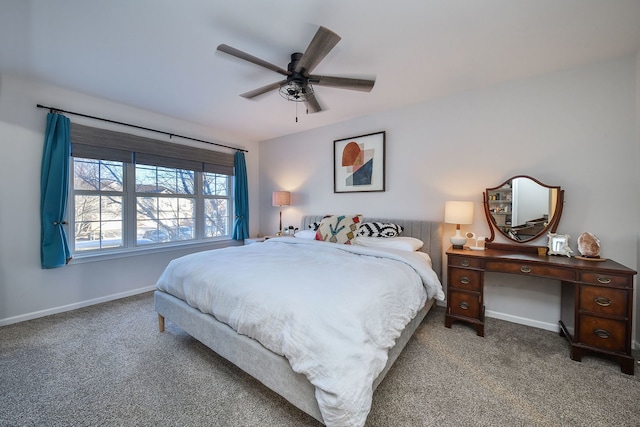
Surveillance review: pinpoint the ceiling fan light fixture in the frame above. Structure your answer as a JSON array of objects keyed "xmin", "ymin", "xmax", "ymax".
[{"xmin": 279, "ymin": 81, "xmax": 313, "ymax": 102}]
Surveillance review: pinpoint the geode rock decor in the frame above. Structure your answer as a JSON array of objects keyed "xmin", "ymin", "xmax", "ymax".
[{"xmin": 577, "ymin": 232, "xmax": 601, "ymax": 258}]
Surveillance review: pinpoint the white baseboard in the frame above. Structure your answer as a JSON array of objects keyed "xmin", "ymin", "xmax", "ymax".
[
  {"xmin": 0, "ymin": 286, "xmax": 156, "ymax": 327},
  {"xmin": 485, "ymin": 309, "xmax": 560, "ymax": 332}
]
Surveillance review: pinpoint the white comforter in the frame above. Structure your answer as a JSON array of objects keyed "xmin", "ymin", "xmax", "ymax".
[{"xmin": 156, "ymin": 238, "xmax": 443, "ymax": 427}]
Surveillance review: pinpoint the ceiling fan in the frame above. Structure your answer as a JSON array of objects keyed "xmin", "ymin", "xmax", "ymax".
[{"xmin": 216, "ymin": 26, "xmax": 375, "ymax": 115}]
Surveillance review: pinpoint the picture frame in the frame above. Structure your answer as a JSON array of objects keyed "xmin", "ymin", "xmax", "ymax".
[
  {"xmin": 547, "ymin": 233, "xmax": 573, "ymax": 257},
  {"xmin": 334, "ymin": 131, "xmax": 385, "ymax": 193}
]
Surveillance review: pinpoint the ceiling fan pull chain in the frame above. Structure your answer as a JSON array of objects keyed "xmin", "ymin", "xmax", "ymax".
[{"xmin": 295, "ymin": 102, "xmax": 298, "ymax": 123}]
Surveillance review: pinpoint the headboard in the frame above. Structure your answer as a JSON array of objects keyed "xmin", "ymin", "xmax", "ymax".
[{"xmin": 300, "ymin": 215, "xmax": 443, "ymax": 279}]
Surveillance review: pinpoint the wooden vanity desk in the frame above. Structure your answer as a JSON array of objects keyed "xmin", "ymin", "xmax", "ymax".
[{"xmin": 445, "ymin": 244, "xmax": 637, "ymax": 374}]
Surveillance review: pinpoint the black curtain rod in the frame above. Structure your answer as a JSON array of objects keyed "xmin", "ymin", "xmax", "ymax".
[{"xmin": 36, "ymin": 104, "xmax": 248, "ymax": 153}]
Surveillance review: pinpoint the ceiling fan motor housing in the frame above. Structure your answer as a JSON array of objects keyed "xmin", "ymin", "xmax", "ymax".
[{"xmin": 284, "ymin": 53, "xmax": 311, "ymax": 100}]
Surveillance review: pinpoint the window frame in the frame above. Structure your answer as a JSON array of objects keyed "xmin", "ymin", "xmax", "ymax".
[{"xmin": 68, "ymin": 157, "xmax": 234, "ymax": 260}]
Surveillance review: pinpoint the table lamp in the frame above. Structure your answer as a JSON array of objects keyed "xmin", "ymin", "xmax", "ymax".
[
  {"xmin": 444, "ymin": 201, "xmax": 474, "ymax": 249},
  {"xmin": 272, "ymin": 191, "xmax": 291, "ymax": 236}
]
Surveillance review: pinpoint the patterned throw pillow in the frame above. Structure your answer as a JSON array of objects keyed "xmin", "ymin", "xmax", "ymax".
[
  {"xmin": 357, "ymin": 222, "xmax": 404, "ymax": 238},
  {"xmin": 308, "ymin": 215, "xmax": 332, "ymax": 231},
  {"xmin": 308, "ymin": 221, "xmax": 321, "ymax": 231},
  {"xmin": 315, "ymin": 214, "xmax": 363, "ymax": 244}
]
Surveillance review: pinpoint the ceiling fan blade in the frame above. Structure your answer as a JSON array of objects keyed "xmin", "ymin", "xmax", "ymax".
[
  {"xmin": 240, "ymin": 80, "xmax": 286, "ymax": 99},
  {"xmin": 310, "ymin": 75, "xmax": 375, "ymax": 92},
  {"xmin": 295, "ymin": 26, "xmax": 341, "ymax": 74},
  {"xmin": 217, "ymin": 44, "xmax": 289, "ymax": 76},
  {"xmin": 304, "ymin": 92, "xmax": 322, "ymax": 113}
]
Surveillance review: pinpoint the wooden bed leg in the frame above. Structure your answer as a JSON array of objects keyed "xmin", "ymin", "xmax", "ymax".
[{"xmin": 158, "ymin": 314, "xmax": 165, "ymax": 332}]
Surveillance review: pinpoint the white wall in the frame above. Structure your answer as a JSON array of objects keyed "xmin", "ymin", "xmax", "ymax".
[
  {"xmin": 0, "ymin": 73, "xmax": 260, "ymax": 325},
  {"xmin": 259, "ymin": 56, "xmax": 639, "ymax": 337}
]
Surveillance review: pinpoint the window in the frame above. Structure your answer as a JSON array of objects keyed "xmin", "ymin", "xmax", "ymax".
[
  {"xmin": 73, "ymin": 158, "xmax": 124, "ymax": 251},
  {"xmin": 69, "ymin": 123, "xmax": 235, "ymax": 255},
  {"xmin": 203, "ymin": 171, "xmax": 230, "ymax": 237},
  {"xmin": 71, "ymin": 159, "xmax": 232, "ymax": 253},
  {"xmin": 135, "ymin": 164, "xmax": 196, "ymax": 245}
]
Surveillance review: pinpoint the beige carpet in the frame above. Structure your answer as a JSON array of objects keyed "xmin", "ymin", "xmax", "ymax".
[{"xmin": 1, "ymin": 292, "xmax": 639, "ymax": 426}]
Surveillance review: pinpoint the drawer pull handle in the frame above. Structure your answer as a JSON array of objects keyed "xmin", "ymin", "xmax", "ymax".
[
  {"xmin": 459, "ymin": 277, "xmax": 471, "ymax": 285},
  {"xmin": 459, "ymin": 301, "xmax": 470, "ymax": 310},
  {"xmin": 596, "ymin": 276, "xmax": 612, "ymax": 284},
  {"xmin": 593, "ymin": 328, "xmax": 610, "ymax": 339},
  {"xmin": 594, "ymin": 297, "xmax": 611, "ymax": 307},
  {"xmin": 520, "ymin": 266, "xmax": 532, "ymax": 273},
  {"xmin": 460, "ymin": 260, "xmax": 470, "ymax": 267}
]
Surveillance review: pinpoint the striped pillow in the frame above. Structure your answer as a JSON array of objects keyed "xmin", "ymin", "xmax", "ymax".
[
  {"xmin": 357, "ymin": 222, "xmax": 404, "ymax": 238},
  {"xmin": 308, "ymin": 222, "xmax": 321, "ymax": 231}
]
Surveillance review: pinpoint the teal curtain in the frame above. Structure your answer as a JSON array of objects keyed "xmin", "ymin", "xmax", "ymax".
[
  {"xmin": 40, "ymin": 113, "xmax": 72, "ymax": 268},
  {"xmin": 232, "ymin": 151, "xmax": 249, "ymax": 239}
]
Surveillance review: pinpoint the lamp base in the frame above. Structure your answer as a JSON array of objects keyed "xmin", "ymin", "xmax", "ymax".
[{"xmin": 450, "ymin": 231, "xmax": 467, "ymax": 249}]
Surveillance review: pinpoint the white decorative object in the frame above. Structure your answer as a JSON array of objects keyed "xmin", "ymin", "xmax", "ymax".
[
  {"xmin": 466, "ymin": 232, "xmax": 486, "ymax": 251},
  {"xmin": 547, "ymin": 233, "xmax": 573, "ymax": 257}
]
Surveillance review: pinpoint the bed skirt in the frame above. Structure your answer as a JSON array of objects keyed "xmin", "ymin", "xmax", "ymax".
[{"xmin": 155, "ymin": 290, "xmax": 435, "ymax": 423}]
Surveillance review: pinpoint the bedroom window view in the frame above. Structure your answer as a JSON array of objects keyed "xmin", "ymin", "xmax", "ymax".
[
  {"xmin": 71, "ymin": 158, "xmax": 232, "ymax": 253},
  {"xmin": 73, "ymin": 158, "xmax": 124, "ymax": 251},
  {"xmin": 203, "ymin": 171, "xmax": 230, "ymax": 237},
  {"xmin": 135, "ymin": 164, "xmax": 196, "ymax": 245}
]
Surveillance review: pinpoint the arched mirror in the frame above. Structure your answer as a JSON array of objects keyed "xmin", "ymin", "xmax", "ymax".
[{"xmin": 483, "ymin": 175, "xmax": 563, "ymax": 243}]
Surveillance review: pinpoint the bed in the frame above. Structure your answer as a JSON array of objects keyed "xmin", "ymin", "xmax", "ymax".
[{"xmin": 154, "ymin": 215, "xmax": 443, "ymax": 426}]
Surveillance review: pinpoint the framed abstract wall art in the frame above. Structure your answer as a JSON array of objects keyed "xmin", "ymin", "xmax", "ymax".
[{"xmin": 334, "ymin": 131, "xmax": 385, "ymax": 193}]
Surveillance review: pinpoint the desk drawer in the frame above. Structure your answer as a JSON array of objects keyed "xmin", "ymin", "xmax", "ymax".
[
  {"xmin": 578, "ymin": 272, "xmax": 631, "ymax": 288},
  {"xmin": 449, "ymin": 256, "xmax": 483, "ymax": 269},
  {"xmin": 579, "ymin": 285, "xmax": 628, "ymax": 317},
  {"xmin": 449, "ymin": 268, "xmax": 481, "ymax": 291},
  {"xmin": 578, "ymin": 315, "xmax": 627, "ymax": 353},
  {"xmin": 485, "ymin": 260, "xmax": 575, "ymax": 281},
  {"xmin": 448, "ymin": 290, "xmax": 481, "ymax": 319}
]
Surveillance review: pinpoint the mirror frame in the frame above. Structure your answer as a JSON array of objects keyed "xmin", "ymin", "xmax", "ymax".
[{"xmin": 483, "ymin": 175, "xmax": 564, "ymax": 244}]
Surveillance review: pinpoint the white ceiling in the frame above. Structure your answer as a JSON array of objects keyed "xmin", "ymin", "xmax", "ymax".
[{"xmin": 2, "ymin": 0, "xmax": 640, "ymax": 142}]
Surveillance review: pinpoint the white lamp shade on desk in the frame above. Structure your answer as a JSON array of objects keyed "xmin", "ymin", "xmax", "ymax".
[{"xmin": 444, "ymin": 201, "xmax": 474, "ymax": 249}]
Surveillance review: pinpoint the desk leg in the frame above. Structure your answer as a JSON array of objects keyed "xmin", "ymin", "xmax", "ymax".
[
  {"xmin": 570, "ymin": 345, "xmax": 583, "ymax": 362},
  {"xmin": 620, "ymin": 357, "xmax": 635, "ymax": 375},
  {"xmin": 477, "ymin": 306, "xmax": 485, "ymax": 337},
  {"xmin": 570, "ymin": 343, "xmax": 635, "ymax": 375},
  {"xmin": 444, "ymin": 313, "xmax": 484, "ymax": 337},
  {"xmin": 444, "ymin": 315, "xmax": 452, "ymax": 329}
]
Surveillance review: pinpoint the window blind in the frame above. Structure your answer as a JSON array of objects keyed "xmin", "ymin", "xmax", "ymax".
[{"xmin": 70, "ymin": 123, "xmax": 235, "ymax": 175}]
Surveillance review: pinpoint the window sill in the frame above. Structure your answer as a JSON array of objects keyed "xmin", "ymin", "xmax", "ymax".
[{"xmin": 69, "ymin": 238, "xmax": 241, "ymax": 265}]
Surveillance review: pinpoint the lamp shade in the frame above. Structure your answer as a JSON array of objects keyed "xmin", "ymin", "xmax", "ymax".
[
  {"xmin": 272, "ymin": 191, "xmax": 291, "ymax": 207},
  {"xmin": 444, "ymin": 201, "xmax": 474, "ymax": 225}
]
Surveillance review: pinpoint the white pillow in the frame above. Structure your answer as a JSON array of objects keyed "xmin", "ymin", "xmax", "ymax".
[
  {"xmin": 354, "ymin": 236, "xmax": 424, "ymax": 251},
  {"xmin": 294, "ymin": 229, "xmax": 317, "ymax": 240}
]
